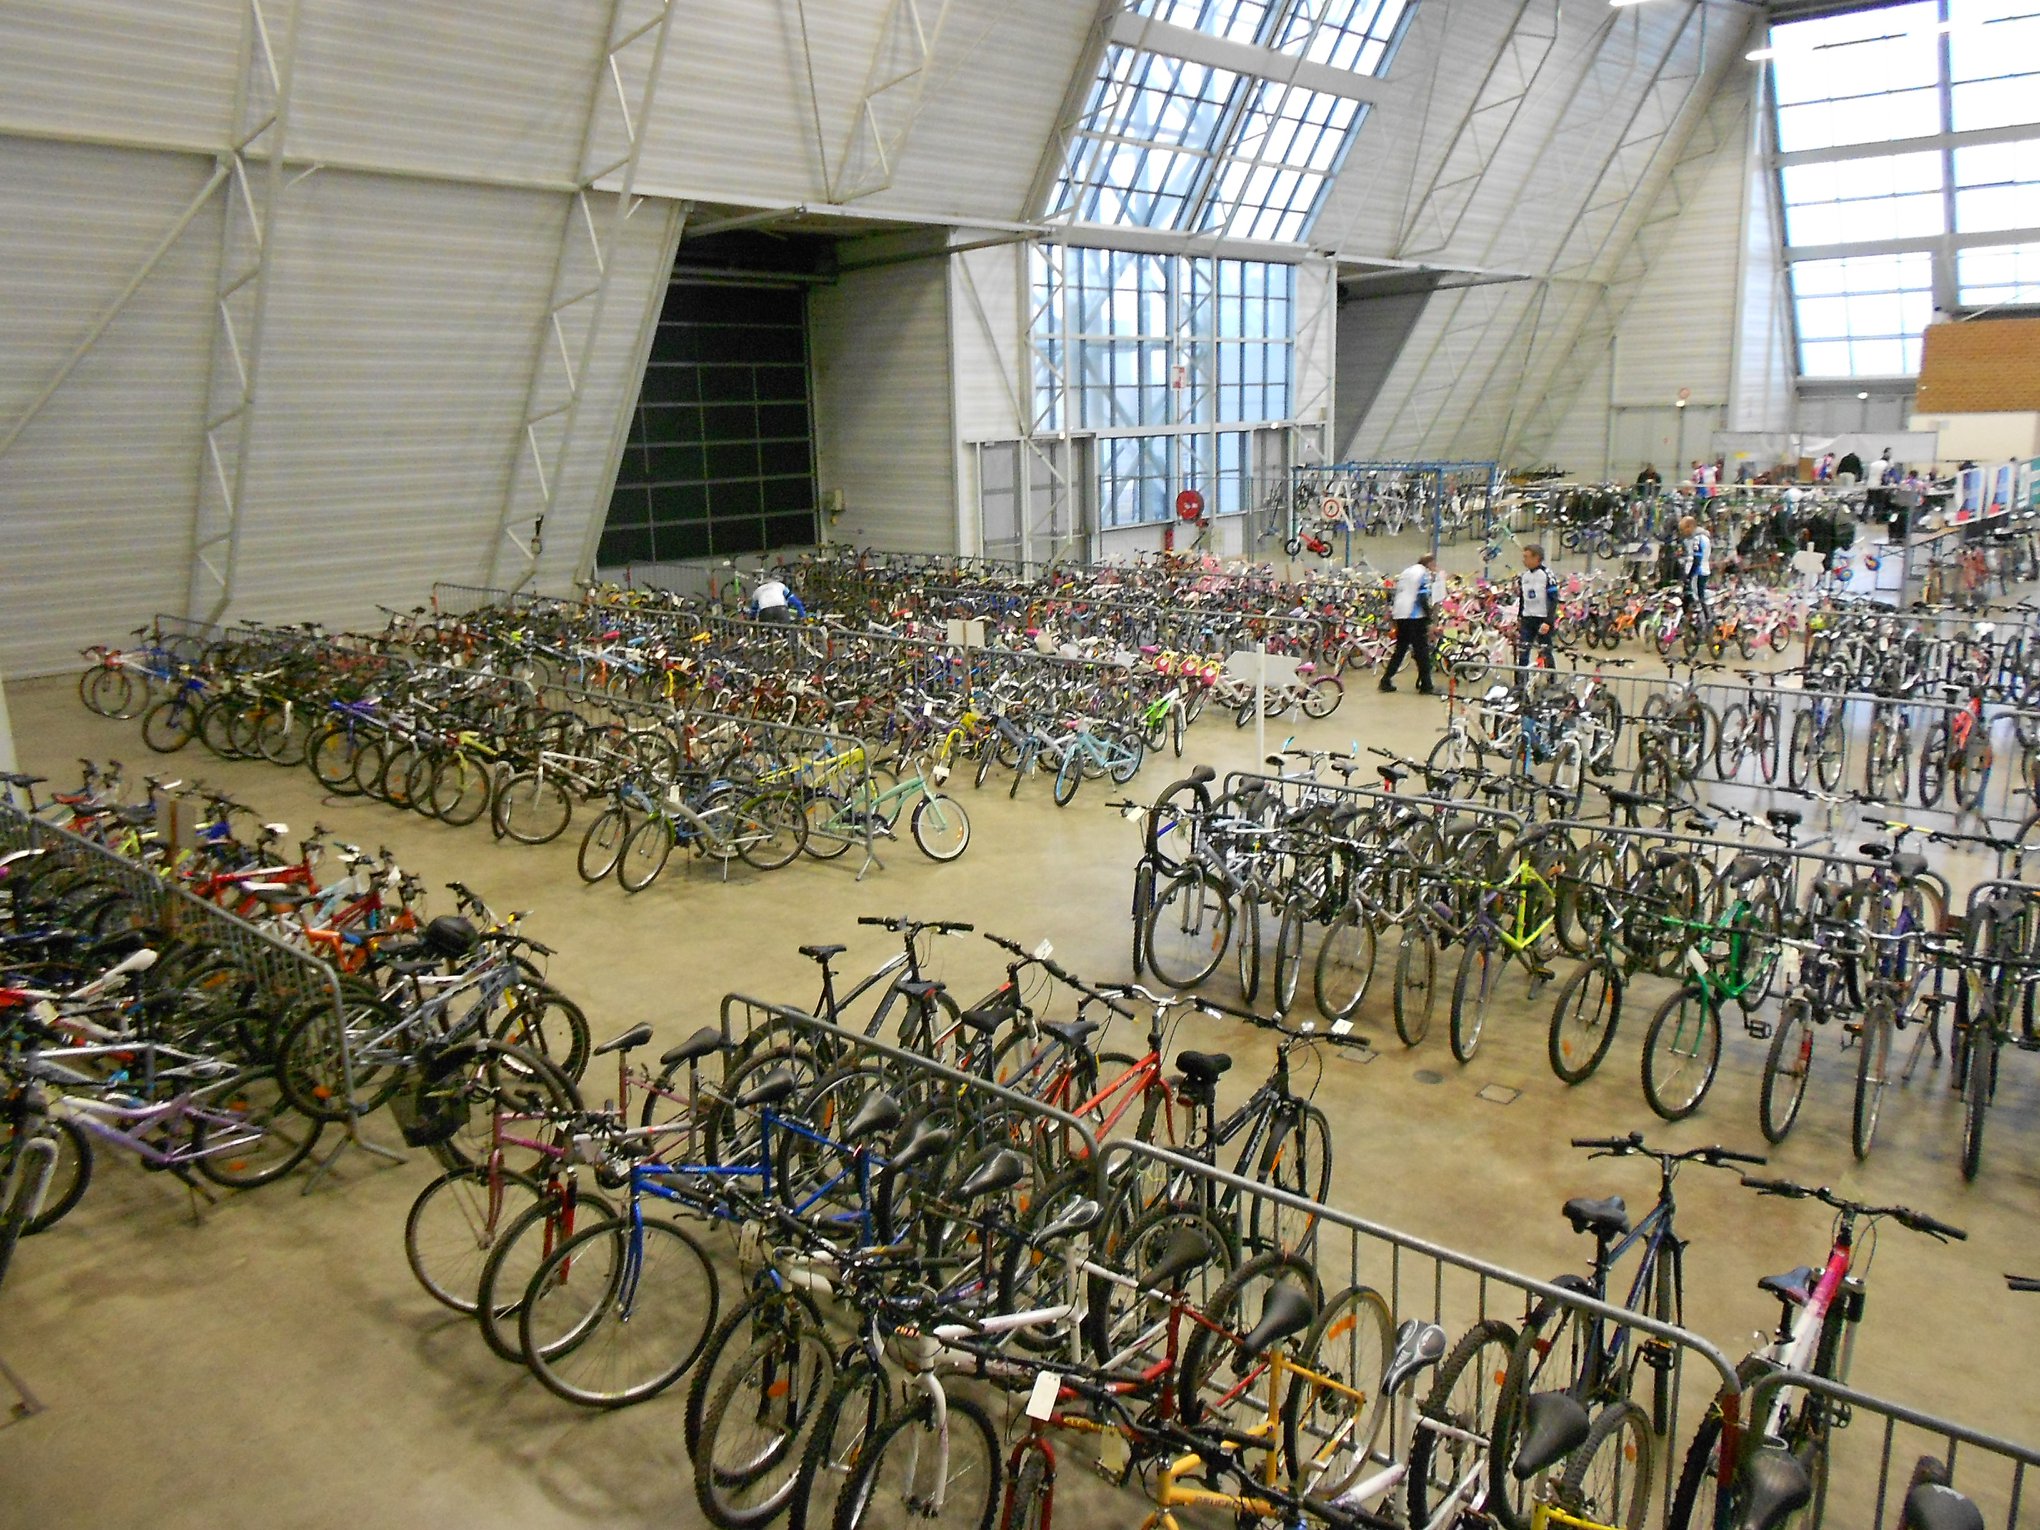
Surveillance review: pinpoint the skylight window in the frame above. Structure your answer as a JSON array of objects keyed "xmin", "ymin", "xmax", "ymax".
[{"xmin": 1053, "ymin": 1, "xmax": 1412, "ymax": 240}]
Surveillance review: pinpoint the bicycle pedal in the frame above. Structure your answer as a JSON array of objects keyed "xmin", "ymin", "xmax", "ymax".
[
  {"xmin": 1639, "ymin": 1338, "xmax": 1674, "ymax": 1372},
  {"xmin": 1745, "ymin": 1020, "xmax": 1773, "ymax": 1041}
]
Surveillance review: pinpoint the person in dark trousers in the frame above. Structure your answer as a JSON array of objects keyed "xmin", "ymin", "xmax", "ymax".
[
  {"xmin": 1380, "ymin": 552, "xmax": 1438, "ymax": 695},
  {"xmin": 1514, "ymin": 543, "xmax": 1559, "ymax": 673}
]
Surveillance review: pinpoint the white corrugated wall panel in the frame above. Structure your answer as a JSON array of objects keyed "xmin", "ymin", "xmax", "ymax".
[
  {"xmin": 226, "ymin": 171, "xmax": 565, "ymax": 625},
  {"xmin": 951, "ymin": 243, "xmax": 1029, "ymax": 442},
  {"xmin": 0, "ymin": 1, "xmax": 240, "ymax": 150},
  {"xmin": 289, "ymin": 2, "xmax": 609, "ymax": 186},
  {"xmin": 0, "ymin": 140, "xmax": 221, "ymax": 676},
  {"xmin": 1293, "ymin": 258, "xmax": 1337, "ymax": 433},
  {"xmin": 812, "ymin": 254, "xmax": 956, "ymax": 552}
]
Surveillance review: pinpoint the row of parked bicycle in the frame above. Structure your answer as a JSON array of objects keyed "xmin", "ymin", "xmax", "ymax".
[
  {"xmin": 1129, "ymin": 752, "xmax": 2039, "ymax": 1180},
  {"xmin": 0, "ymin": 770, "xmax": 587, "ymax": 1240}
]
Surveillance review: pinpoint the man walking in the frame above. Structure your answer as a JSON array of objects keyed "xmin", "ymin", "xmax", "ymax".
[
  {"xmin": 1679, "ymin": 514, "xmax": 1713, "ymax": 624},
  {"xmin": 1380, "ymin": 553, "xmax": 1438, "ymax": 695},
  {"xmin": 1515, "ymin": 543, "xmax": 1559, "ymax": 672}
]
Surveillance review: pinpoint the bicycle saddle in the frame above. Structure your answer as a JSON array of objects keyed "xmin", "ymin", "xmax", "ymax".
[
  {"xmin": 1034, "ymin": 1198, "xmax": 1101, "ymax": 1244},
  {"xmin": 658, "ymin": 1025, "xmax": 724, "ymax": 1067},
  {"xmin": 733, "ymin": 1066, "xmax": 799, "ymax": 1110},
  {"xmin": 1381, "ymin": 1320, "xmax": 1447, "ymax": 1399},
  {"xmin": 1726, "ymin": 853, "xmax": 1775, "ymax": 887},
  {"xmin": 1904, "ymin": 1475, "xmax": 1985, "ymax": 1530},
  {"xmin": 797, "ymin": 943, "xmax": 846, "ymax": 962},
  {"xmin": 1561, "ymin": 1195, "xmax": 1630, "ymax": 1238},
  {"xmin": 593, "ymin": 1022, "xmax": 654, "ymax": 1057},
  {"xmin": 1605, "ymin": 786, "xmax": 1651, "ymax": 809},
  {"xmin": 1177, "ymin": 1050, "xmax": 1232, "ymax": 1083},
  {"xmin": 887, "ymin": 1118, "xmax": 952, "ymax": 1173},
  {"xmin": 1045, "ymin": 1018, "xmax": 1099, "ymax": 1048},
  {"xmin": 1756, "ymin": 1265, "xmax": 1819, "ymax": 1306},
  {"xmin": 1236, "ymin": 1282, "xmax": 1317, "ymax": 1360},
  {"xmin": 956, "ymin": 1005, "xmax": 1008, "ymax": 1034},
  {"xmin": 1376, "ymin": 765, "xmax": 1408, "ymax": 785},
  {"xmin": 1765, "ymin": 808, "xmax": 1803, "ymax": 829},
  {"xmin": 956, "ymin": 1148, "xmax": 1029, "ymax": 1201},
  {"xmin": 843, "ymin": 1089, "xmax": 902, "ymax": 1143},
  {"xmin": 1737, "ymin": 1443, "xmax": 1814, "ymax": 1529},
  {"xmin": 1143, "ymin": 1224, "xmax": 1219, "ymax": 1290},
  {"xmin": 895, "ymin": 978, "xmax": 947, "ymax": 1001},
  {"xmin": 1190, "ymin": 764, "xmax": 1216, "ymax": 784},
  {"xmin": 1512, "ymin": 1391, "xmax": 1591, "ymax": 1479}
]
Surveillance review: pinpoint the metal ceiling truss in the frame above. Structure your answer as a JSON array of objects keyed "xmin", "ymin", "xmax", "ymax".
[
  {"xmin": 1392, "ymin": 0, "xmax": 1559, "ymax": 261},
  {"xmin": 494, "ymin": 0, "xmax": 679, "ymax": 592},
  {"xmin": 1461, "ymin": 0, "xmax": 1710, "ymax": 457},
  {"xmin": 1504, "ymin": 17, "xmax": 1754, "ymax": 465},
  {"xmin": 822, "ymin": 0, "xmax": 954, "ymax": 203},
  {"xmin": 185, "ymin": 0, "xmax": 302, "ymax": 625}
]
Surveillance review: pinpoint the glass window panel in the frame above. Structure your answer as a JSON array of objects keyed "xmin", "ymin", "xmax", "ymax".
[
  {"xmin": 1958, "ymin": 239, "xmax": 2040, "ymax": 303},
  {"xmin": 1801, "ymin": 340, "xmax": 1856, "ymax": 377},
  {"xmin": 1797, "ymin": 295, "xmax": 1852, "ymax": 338},
  {"xmin": 1770, "ymin": 4, "xmax": 1939, "ymax": 105},
  {"xmin": 1789, "ymin": 251, "xmax": 1933, "ymax": 377}
]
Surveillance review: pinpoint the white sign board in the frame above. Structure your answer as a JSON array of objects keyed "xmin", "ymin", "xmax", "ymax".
[
  {"xmin": 1224, "ymin": 649, "xmax": 1301, "ymax": 688},
  {"xmin": 945, "ymin": 618, "xmax": 987, "ymax": 648}
]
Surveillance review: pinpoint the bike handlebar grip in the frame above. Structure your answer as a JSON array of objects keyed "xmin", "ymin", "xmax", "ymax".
[
  {"xmin": 856, "ymin": 915, "xmax": 890, "ymax": 926},
  {"xmin": 1740, "ymin": 1176, "xmax": 1802, "ymax": 1195},
  {"xmin": 1569, "ymin": 1133, "xmax": 1641, "ymax": 1150},
  {"xmin": 1906, "ymin": 1210, "xmax": 1967, "ymax": 1241},
  {"xmin": 2008, "ymin": 1276, "xmax": 2040, "ymax": 1292},
  {"xmin": 1711, "ymin": 1148, "xmax": 1769, "ymax": 1166}
]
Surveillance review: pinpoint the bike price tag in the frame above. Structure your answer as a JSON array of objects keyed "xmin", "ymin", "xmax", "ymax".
[
  {"xmin": 1026, "ymin": 1369, "xmax": 1062, "ymax": 1422},
  {"xmin": 1330, "ymin": 1018, "xmax": 1354, "ymax": 1037},
  {"xmin": 1684, "ymin": 946, "xmax": 1709, "ymax": 978}
]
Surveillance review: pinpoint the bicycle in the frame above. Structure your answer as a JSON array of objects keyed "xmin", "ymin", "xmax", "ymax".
[
  {"xmin": 1449, "ymin": 824, "xmax": 1567, "ymax": 1064},
  {"xmin": 1488, "ymin": 1133, "xmax": 1766, "ymax": 1530}
]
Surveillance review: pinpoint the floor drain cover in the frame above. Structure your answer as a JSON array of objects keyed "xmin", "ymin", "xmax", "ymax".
[
  {"xmin": 1476, "ymin": 1084, "xmax": 1522, "ymax": 1106},
  {"xmin": 1412, "ymin": 1069, "xmax": 1444, "ymax": 1085}
]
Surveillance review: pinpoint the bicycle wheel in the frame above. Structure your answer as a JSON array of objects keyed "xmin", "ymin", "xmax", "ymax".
[
  {"xmin": 1083, "ymin": 1200, "xmax": 1236, "ymax": 1369},
  {"xmin": 736, "ymin": 790, "xmax": 809, "ymax": 871},
  {"xmin": 192, "ymin": 1068, "xmax": 324, "ymax": 1188},
  {"xmin": 576, "ymin": 806, "xmax": 634, "ymax": 883},
  {"xmin": 834, "ymin": 1394, "xmax": 999, "ymax": 1530},
  {"xmin": 685, "ymin": 1282, "xmax": 829, "ymax": 1456},
  {"xmin": 1851, "ymin": 993, "xmax": 1895, "ymax": 1161},
  {"xmin": 909, "ymin": 794, "xmax": 970, "ymax": 862},
  {"xmin": 1271, "ymin": 900, "xmax": 1306, "ymax": 1015},
  {"xmin": 1756, "ymin": 703, "xmax": 1782, "ymax": 783},
  {"xmin": 1491, "ymin": 1297, "xmax": 1594, "ymax": 1530},
  {"xmin": 1131, "ymin": 860, "xmax": 1154, "ymax": 976},
  {"xmin": 430, "ymin": 754, "xmax": 494, "ymax": 827},
  {"xmin": 1282, "ymin": 1283, "xmax": 1394, "ymax": 1498},
  {"xmin": 1962, "ymin": 1025, "xmax": 1996, "ymax": 1181},
  {"xmin": 1559, "ymin": 1399, "xmax": 1652, "ymax": 1530},
  {"xmin": 1405, "ymin": 1319, "xmax": 1518, "ymax": 1528},
  {"xmin": 518, "ymin": 1215, "xmax": 719, "ymax": 1408},
  {"xmin": 80, "ymin": 665, "xmax": 135, "ymax": 719},
  {"xmin": 1302, "ymin": 675, "xmax": 1342, "ymax": 719},
  {"xmin": 1448, "ymin": 933, "xmax": 1498, "ymax": 1064},
  {"xmin": 0, "ymin": 1113, "xmax": 91, "ymax": 1235},
  {"xmin": 1176, "ymin": 1250, "xmax": 1323, "ymax": 1430},
  {"xmin": 1312, "ymin": 907, "xmax": 1375, "ymax": 1022},
  {"xmin": 1548, "ymin": 958, "xmax": 1623, "ymax": 1084},
  {"xmin": 140, "ymin": 696, "xmax": 197, "ymax": 753},
  {"xmin": 1144, "ymin": 869, "xmax": 1234, "ymax": 990},
  {"xmin": 1250, "ymin": 1102, "xmax": 1332, "ymax": 1258},
  {"xmin": 1918, "ymin": 721, "xmax": 1950, "ymax": 806},
  {"xmin": 495, "ymin": 771, "xmax": 574, "ymax": 844},
  {"xmin": 1713, "ymin": 702, "xmax": 1748, "ymax": 779},
  {"xmin": 1393, "ymin": 921, "xmax": 1438, "ymax": 1047},
  {"xmin": 493, "ymin": 984, "xmax": 593, "ymax": 1086},
  {"xmin": 1760, "ymin": 995, "xmax": 1817, "ymax": 1144},
  {"xmin": 618, "ymin": 816, "xmax": 675, "ymax": 893},
  {"xmin": 401, "ymin": 1164, "xmax": 543, "ymax": 1314},
  {"xmin": 1052, "ymin": 749, "xmax": 1083, "ymax": 806},
  {"xmin": 788, "ymin": 1358, "xmax": 890, "ymax": 1530},
  {"xmin": 473, "ymin": 1185, "xmax": 618, "ymax": 1363},
  {"xmin": 1643, "ymin": 987, "xmax": 1722, "ymax": 1121},
  {"xmin": 306, "ymin": 723, "xmax": 363, "ymax": 793},
  {"xmin": 696, "ymin": 1318, "xmax": 836, "ymax": 1528},
  {"xmin": 1787, "ymin": 711, "xmax": 1816, "ymax": 790}
]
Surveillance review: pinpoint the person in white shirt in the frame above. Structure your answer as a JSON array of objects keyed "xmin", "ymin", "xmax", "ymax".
[
  {"xmin": 1789, "ymin": 533, "xmax": 1827, "ymax": 592},
  {"xmin": 1379, "ymin": 553, "xmax": 1438, "ymax": 694},
  {"xmin": 1514, "ymin": 544, "xmax": 1559, "ymax": 671},
  {"xmin": 747, "ymin": 576, "xmax": 805, "ymax": 625},
  {"xmin": 1679, "ymin": 515, "xmax": 1713, "ymax": 623}
]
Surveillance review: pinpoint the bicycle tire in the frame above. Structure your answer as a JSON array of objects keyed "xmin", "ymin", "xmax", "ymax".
[
  {"xmin": 909, "ymin": 794, "xmax": 970, "ymax": 862},
  {"xmin": 1391, "ymin": 921, "xmax": 1438, "ymax": 1047},
  {"xmin": 618, "ymin": 815, "xmax": 675, "ymax": 893},
  {"xmin": 788, "ymin": 1358, "xmax": 890, "ymax": 1530},
  {"xmin": 1052, "ymin": 749, "xmax": 1083, "ymax": 806},
  {"xmin": 576, "ymin": 805, "xmax": 633, "ymax": 882},
  {"xmin": 495, "ymin": 771, "xmax": 574, "ymax": 844},
  {"xmin": 695, "ymin": 1317, "xmax": 837, "ymax": 1528},
  {"xmin": 0, "ymin": 1113, "xmax": 91, "ymax": 1235},
  {"xmin": 1143, "ymin": 869, "xmax": 1233, "ymax": 990},
  {"xmin": 1312, "ymin": 907, "xmax": 1375, "ymax": 1022},
  {"xmin": 518, "ymin": 1214, "xmax": 719, "ymax": 1408},
  {"xmin": 431, "ymin": 754, "xmax": 495, "ymax": 827},
  {"xmin": 140, "ymin": 696, "xmax": 198, "ymax": 753},
  {"xmin": 1760, "ymin": 995, "xmax": 1816, "ymax": 1144},
  {"xmin": 1249, "ymin": 1101, "xmax": 1332, "ymax": 1259},
  {"xmin": 737, "ymin": 790, "xmax": 810, "ymax": 871},
  {"xmin": 1276, "ymin": 902, "xmax": 1312, "ymax": 1014},
  {"xmin": 1559, "ymin": 1399, "xmax": 1652, "ymax": 1530},
  {"xmin": 80, "ymin": 665, "xmax": 135, "ymax": 719},
  {"xmin": 1176, "ymin": 1249, "xmax": 1323, "ymax": 1430},
  {"xmin": 1448, "ymin": 933, "xmax": 1497, "ymax": 1064},
  {"xmin": 1962, "ymin": 1026, "xmax": 1995, "ymax": 1180},
  {"xmin": 1404, "ymin": 1318, "xmax": 1519, "ymax": 1528},
  {"xmin": 1084, "ymin": 1200, "xmax": 1236, "ymax": 1368},
  {"xmin": 473, "ymin": 1184, "xmax": 618, "ymax": 1362},
  {"xmin": 832, "ymin": 1394, "xmax": 999, "ymax": 1530},
  {"xmin": 191, "ymin": 1067, "xmax": 324, "ymax": 1188},
  {"xmin": 1548, "ymin": 958, "xmax": 1623, "ymax": 1084},
  {"xmin": 1282, "ymin": 1282, "xmax": 1393, "ymax": 1498},
  {"xmin": 684, "ymin": 1281, "xmax": 828, "ymax": 1455},
  {"xmin": 1490, "ymin": 1285, "xmax": 1595, "ymax": 1530},
  {"xmin": 402, "ymin": 1164, "xmax": 543, "ymax": 1314},
  {"xmin": 1642, "ymin": 986, "xmax": 1721, "ymax": 1121},
  {"xmin": 1851, "ymin": 993, "xmax": 1894, "ymax": 1160}
]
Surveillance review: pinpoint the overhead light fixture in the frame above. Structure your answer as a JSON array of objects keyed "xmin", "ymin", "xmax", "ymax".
[
  {"xmin": 1608, "ymin": 0, "xmax": 1653, "ymax": 8},
  {"xmin": 1857, "ymin": 390, "xmax": 1871, "ymax": 401},
  {"xmin": 1745, "ymin": 46, "xmax": 1777, "ymax": 60}
]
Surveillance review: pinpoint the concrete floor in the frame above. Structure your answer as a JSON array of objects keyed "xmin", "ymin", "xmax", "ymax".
[{"xmin": 1, "ymin": 668, "xmax": 2035, "ymax": 1530}]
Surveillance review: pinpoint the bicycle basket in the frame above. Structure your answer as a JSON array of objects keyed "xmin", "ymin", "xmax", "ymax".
[{"xmin": 390, "ymin": 1072, "xmax": 466, "ymax": 1148}]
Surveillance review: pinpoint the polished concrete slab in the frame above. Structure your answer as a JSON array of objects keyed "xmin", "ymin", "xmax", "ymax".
[{"xmin": 1, "ymin": 670, "xmax": 2034, "ymax": 1530}]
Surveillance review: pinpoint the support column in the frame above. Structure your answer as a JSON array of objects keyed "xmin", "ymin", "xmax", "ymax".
[
  {"xmin": 494, "ymin": 0, "xmax": 680, "ymax": 592},
  {"xmin": 186, "ymin": 0, "xmax": 302, "ymax": 625}
]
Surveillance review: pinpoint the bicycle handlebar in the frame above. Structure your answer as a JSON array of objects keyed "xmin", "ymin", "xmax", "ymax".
[
  {"xmin": 2009, "ymin": 1275, "xmax": 2040, "ymax": 1293},
  {"xmin": 1739, "ymin": 1177, "xmax": 1966, "ymax": 1240},
  {"xmin": 858, "ymin": 915, "xmax": 974, "ymax": 935},
  {"xmin": 1572, "ymin": 1132, "xmax": 1766, "ymax": 1167}
]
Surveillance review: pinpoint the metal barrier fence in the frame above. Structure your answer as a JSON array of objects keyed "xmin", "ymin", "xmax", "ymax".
[
  {"xmin": 0, "ymin": 801, "xmax": 396, "ymax": 1188},
  {"xmin": 1741, "ymin": 1369, "xmax": 2039, "ymax": 1530}
]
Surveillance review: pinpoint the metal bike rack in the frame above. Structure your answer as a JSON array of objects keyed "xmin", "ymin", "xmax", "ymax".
[
  {"xmin": 1740, "ymin": 1368, "xmax": 2040, "ymax": 1530},
  {"xmin": 0, "ymin": 801, "xmax": 401, "ymax": 1193}
]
